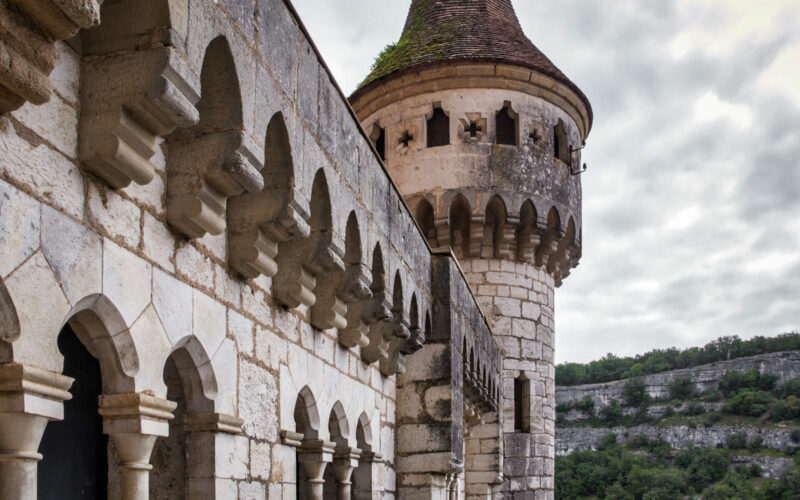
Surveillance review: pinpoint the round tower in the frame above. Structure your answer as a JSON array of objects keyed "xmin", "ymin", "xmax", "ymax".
[{"xmin": 350, "ymin": 1, "xmax": 592, "ymax": 497}]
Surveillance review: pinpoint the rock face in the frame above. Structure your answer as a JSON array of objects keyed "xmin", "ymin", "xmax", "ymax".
[
  {"xmin": 556, "ymin": 425, "xmax": 798, "ymax": 456},
  {"xmin": 556, "ymin": 351, "xmax": 800, "ymax": 410}
]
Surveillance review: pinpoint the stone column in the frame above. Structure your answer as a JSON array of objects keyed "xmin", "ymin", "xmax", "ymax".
[
  {"xmin": 99, "ymin": 392, "xmax": 176, "ymax": 500},
  {"xmin": 297, "ymin": 439, "xmax": 335, "ymax": 500},
  {"xmin": 184, "ymin": 412, "xmax": 245, "ymax": 498},
  {"xmin": 0, "ymin": 363, "xmax": 73, "ymax": 500},
  {"xmin": 333, "ymin": 445, "xmax": 361, "ymax": 499},
  {"xmin": 354, "ymin": 450, "xmax": 384, "ymax": 500}
]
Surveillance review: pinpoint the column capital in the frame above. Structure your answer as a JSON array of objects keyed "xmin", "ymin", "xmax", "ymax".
[
  {"xmin": 0, "ymin": 363, "xmax": 73, "ymax": 420},
  {"xmin": 99, "ymin": 392, "xmax": 176, "ymax": 437}
]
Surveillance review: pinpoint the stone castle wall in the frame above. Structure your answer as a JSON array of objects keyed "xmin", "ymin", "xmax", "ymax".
[
  {"xmin": 0, "ymin": 0, "xmax": 504, "ymax": 499},
  {"xmin": 462, "ymin": 258, "xmax": 556, "ymax": 496}
]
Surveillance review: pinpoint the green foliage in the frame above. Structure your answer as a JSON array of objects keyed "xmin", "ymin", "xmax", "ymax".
[
  {"xmin": 684, "ymin": 401, "xmax": 706, "ymax": 416},
  {"xmin": 782, "ymin": 377, "xmax": 800, "ymax": 398},
  {"xmin": 768, "ymin": 463, "xmax": 800, "ymax": 499},
  {"xmin": 675, "ymin": 446, "xmax": 729, "ymax": 490},
  {"xmin": 556, "ymin": 333, "xmax": 800, "ymax": 386},
  {"xmin": 726, "ymin": 432, "xmax": 748, "ymax": 450},
  {"xmin": 602, "ymin": 400, "xmax": 623, "ymax": 425},
  {"xmin": 623, "ymin": 378, "xmax": 650, "ymax": 408},
  {"xmin": 668, "ymin": 376, "xmax": 695, "ymax": 400},
  {"xmin": 725, "ymin": 390, "xmax": 774, "ymax": 417},
  {"xmin": 703, "ymin": 388, "xmax": 723, "ymax": 402},
  {"xmin": 719, "ymin": 370, "xmax": 778, "ymax": 397},
  {"xmin": 703, "ymin": 411, "xmax": 722, "ymax": 426},
  {"xmin": 772, "ymin": 395, "xmax": 800, "ymax": 421},
  {"xmin": 702, "ymin": 468, "xmax": 758, "ymax": 500},
  {"xmin": 576, "ymin": 395, "xmax": 595, "ymax": 416}
]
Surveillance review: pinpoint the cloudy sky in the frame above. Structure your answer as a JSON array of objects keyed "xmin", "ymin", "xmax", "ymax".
[{"xmin": 291, "ymin": 0, "xmax": 800, "ymax": 364}]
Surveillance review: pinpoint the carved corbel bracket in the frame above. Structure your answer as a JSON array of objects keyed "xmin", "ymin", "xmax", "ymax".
[
  {"xmin": 0, "ymin": 0, "xmax": 102, "ymax": 114},
  {"xmin": 167, "ymin": 130, "xmax": 264, "ymax": 238},
  {"xmin": 337, "ymin": 263, "xmax": 372, "ymax": 348},
  {"xmin": 309, "ymin": 240, "xmax": 348, "ymax": 331},
  {"xmin": 434, "ymin": 217, "xmax": 451, "ymax": 250},
  {"xmin": 498, "ymin": 216, "xmax": 520, "ymax": 260},
  {"xmin": 229, "ymin": 186, "xmax": 311, "ymax": 280},
  {"xmin": 468, "ymin": 215, "xmax": 485, "ymax": 258},
  {"xmin": 80, "ymin": 47, "xmax": 201, "ymax": 188},
  {"xmin": 361, "ymin": 289, "xmax": 392, "ymax": 365}
]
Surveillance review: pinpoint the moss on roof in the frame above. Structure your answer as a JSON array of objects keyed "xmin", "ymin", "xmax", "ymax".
[{"xmin": 354, "ymin": 0, "xmax": 592, "ymax": 122}]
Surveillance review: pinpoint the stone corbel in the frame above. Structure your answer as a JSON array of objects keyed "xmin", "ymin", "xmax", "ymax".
[
  {"xmin": 0, "ymin": 0, "xmax": 101, "ymax": 114},
  {"xmin": 167, "ymin": 131, "xmax": 264, "ymax": 238},
  {"xmin": 297, "ymin": 439, "xmax": 335, "ymax": 500},
  {"xmin": 469, "ymin": 215, "xmax": 485, "ymax": 258},
  {"xmin": 361, "ymin": 289, "xmax": 392, "ymax": 365},
  {"xmin": 80, "ymin": 47, "xmax": 201, "ymax": 188},
  {"xmin": 498, "ymin": 216, "xmax": 519, "ymax": 260},
  {"xmin": 99, "ymin": 392, "xmax": 176, "ymax": 500},
  {"xmin": 308, "ymin": 240, "xmax": 347, "ymax": 331},
  {"xmin": 534, "ymin": 223, "xmax": 562, "ymax": 268},
  {"xmin": 229, "ymin": 185, "xmax": 311, "ymax": 279},
  {"xmin": 184, "ymin": 412, "xmax": 244, "ymax": 435},
  {"xmin": 434, "ymin": 217, "xmax": 451, "ymax": 250},
  {"xmin": 379, "ymin": 309, "xmax": 411, "ymax": 376},
  {"xmin": 0, "ymin": 363, "xmax": 73, "ymax": 499},
  {"xmin": 337, "ymin": 263, "xmax": 373, "ymax": 348}
]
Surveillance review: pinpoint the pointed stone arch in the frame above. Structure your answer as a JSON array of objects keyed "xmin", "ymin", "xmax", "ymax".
[
  {"xmin": 484, "ymin": 195, "xmax": 509, "ymax": 259},
  {"xmin": 414, "ymin": 198, "xmax": 438, "ymax": 247},
  {"xmin": 449, "ymin": 194, "xmax": 472, "ymax": 259},
  {"xmin": 294, "ymin": 386, "xmax": 321, "ymax": 439},
  {"xmin": 517, "ymin": 199, "xmax": 538, "ymax": 262},
  {"xmin": 229, "ymin": 110, "xmax": 310, "ymax": 279},
  {"xmin": 338, "ymin": 212, "xmax": 373, "ymax": 349},
  {"xmin": 167, "ymin": 35, "xmax": 263, "ymax": 238},
  {"xmin": 362, "ymin": 244, "xmax": 392, "ymax": 365}
]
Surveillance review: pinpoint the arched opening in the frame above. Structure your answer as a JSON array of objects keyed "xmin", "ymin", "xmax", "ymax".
[
  {"xmin": 370, "ymin": 125, "xmax": 386, "ymax": 161},
  {"xmin": 427, "ymin": 104, "xmax": 450, "ymax": 148},
  {"xmin": 517, "ymin": 200, "xmax": 537, "ymax": 262},
  {"xmin": 167, "ymin": 35, "xmax": 249, "ymax": 238},
  {"xmin": 449, "ymin": 195, "xmax": 472, "ymax": 259},
  {"xmin": 149, "ymin": 340, "xmax": 216, "ymax": 499},
  {"xmin": 496, "ymin": 102, "xmax": 518, "ymax": 146},
  {"xmin": 295, "ymin": 387, "xmax": 322, "ymax": 500},
  {"xmin": 414, "ymin": 199, "xmax": 438, "ymax": 247},
  {"xmin": 38, "ymin": 324, "xmax": 108, "ymax": 499},
  {"xmin": 149, "ymin": 356, "xmax": 188, "ymax": 499},
  {"xmin": 353, "ymin": 413, "xmax": 374, "ymax": 499},
  {"xmin": 483, "ymin": 196, "xmax": 507, "ymax": 258},
  {"xmin": 324, "ymin": 403, "xmax": 350, "ymax": 499},
  {"xmin": 553, "ymin": 119, "xmax": 569, "ymax": 163}
]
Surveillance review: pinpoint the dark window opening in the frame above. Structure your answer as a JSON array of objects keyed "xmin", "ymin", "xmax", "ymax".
[
  {"xmin": 553, "ymin": 119, "xmax": 569, "ymax": 163},
  {"xmin": 375, "ymin": 127, "xmax": 386, "ymax": 161},
  {"xmin": 496, "ymin": 105, "xmax": 517, "ymax": 146},
  {"xmin": 514, "ymin": 377, "xmax": 528, "ymax": 433},
  {"xmin": 399, "ymin": 130, "xmax": 414, "ymax": 148},
  {"xmin": 468, "ymin": 121, "xmax": 482, "ymax": 138},
  {"xmin": 38, "ymin": 325, "xmax": 108, "ymax": 499},
  {"xmin": 427, "ymin": 106, "xmax": 450, "ymax": 148}
]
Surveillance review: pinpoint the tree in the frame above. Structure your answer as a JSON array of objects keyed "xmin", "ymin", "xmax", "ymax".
[{"xmin": 622, "ymin": 378, "xmax": 650, "ymax": 407}]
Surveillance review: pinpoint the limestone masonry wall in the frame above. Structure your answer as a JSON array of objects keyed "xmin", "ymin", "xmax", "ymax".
[{"xmin": 0, "ymin": 0, "xmax": 504, "ymax": 499}]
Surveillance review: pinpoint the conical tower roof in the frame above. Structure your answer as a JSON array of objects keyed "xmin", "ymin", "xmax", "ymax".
[{"xmin": 353, "ymin": 0, "xmax": 591, "ymax": 121}]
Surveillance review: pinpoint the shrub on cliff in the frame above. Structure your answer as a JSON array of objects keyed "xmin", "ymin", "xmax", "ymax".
[
  {"xmin": 769, "ymin": 462, "xmax": 800, "ymax": 499},
  {"xmin": 725, "ymin": 390, "xmax": 774, "ymax": 417},
  {"xmin": 675, "ymin": 446, "xmax": 728, "ymax": 491},
  {"xmin": 719, "ymin": 370, "xmax": 778, "ymax": 397},
  {"xmin": 726, "ymin": 432, "xmax": 748, "ymax": 449},
  {"xmin": 623, "ymin": 378, "xmax": 650, "ymax": 407},
  {"xmin": 576, "ymin": 395, "xmax": 595, "ymax": 416},
  {"xmin": 782, "ymin": 377, "xmax": 800, "ymax": 398},
  {"xmin": 602, "ymin": 400, "xmax": 623, "ymax": 425},
  {"xmin": 771, "ymin": 395, "xmax": 800, "ymax": 421},
  {"xmin": 668, "ymin": 376, "xmax": 695, "ymax": 400}
]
